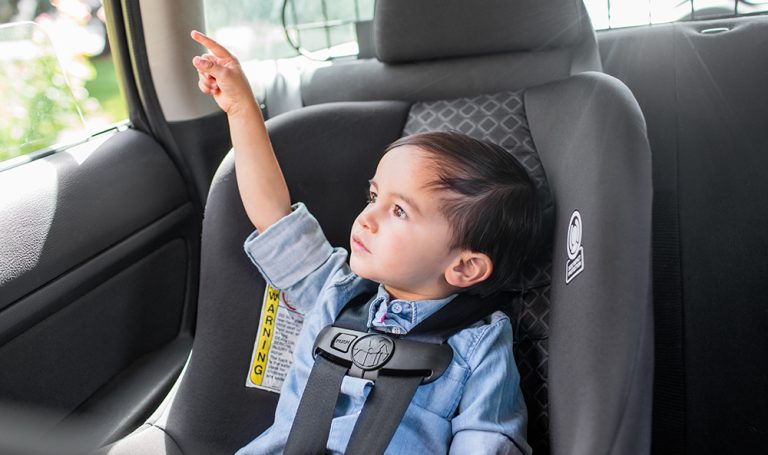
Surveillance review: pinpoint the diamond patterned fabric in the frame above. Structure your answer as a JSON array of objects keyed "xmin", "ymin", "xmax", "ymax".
[
  {"xmin": 402, "ymin": 91, "xmax": 554, "ymax": 282},
  {"xmin": 403, "ymin": 91, "xmax": 552, "ymax": 453}
]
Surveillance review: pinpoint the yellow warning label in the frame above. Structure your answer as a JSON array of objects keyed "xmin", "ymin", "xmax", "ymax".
[
  {"xmin": 246, "ymin": 283, "xmax": 304, "ymax": 392},
  {"xmin": 249, "ymin": 285, "xmax": 280, "ymax": 385}
]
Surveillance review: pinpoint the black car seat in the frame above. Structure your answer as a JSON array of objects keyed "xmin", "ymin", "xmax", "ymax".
[{"xmin": 101, "ymin": 1, "xmax": 652, "ymax": 454}]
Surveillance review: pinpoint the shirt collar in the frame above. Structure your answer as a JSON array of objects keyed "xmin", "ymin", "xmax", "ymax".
[{"xmin": 367, "ymin": 284, "xmax": 457, "ymax": 335}]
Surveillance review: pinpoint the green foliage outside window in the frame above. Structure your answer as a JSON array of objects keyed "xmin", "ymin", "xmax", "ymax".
[
  {"xmin": 0, "ymin": 1, "xmax": 127, "ymax": 166},
  {"xmin": 0, "ymin": 52, "xmax": 85, "ymax": 161},
  {"xmin": 0, "ymin": 23, "xmax": 86, "ymax": 162}
]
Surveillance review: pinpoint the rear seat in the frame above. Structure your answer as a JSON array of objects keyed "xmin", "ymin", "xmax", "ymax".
[{"xmin": 598, "ymin": 16, "xmax": 768, "ymax": 454}]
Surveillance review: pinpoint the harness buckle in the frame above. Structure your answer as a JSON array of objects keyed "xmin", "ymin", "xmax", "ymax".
[{"xmin": 313, "ymin": 326, "xmax": 453, "ymax": 383}]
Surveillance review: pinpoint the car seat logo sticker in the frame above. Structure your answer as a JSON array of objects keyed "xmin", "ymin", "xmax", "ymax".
[
  {"xmin": 351, "ymin": 335, "xmax": 394, "ymax": 370},
  {"xmin": 565, "ymin": 210, "xmax": 584, "ymax": 284},
  {"xmin": 246, "ymin": 284, "xmax": 304, "ymax": 392}
]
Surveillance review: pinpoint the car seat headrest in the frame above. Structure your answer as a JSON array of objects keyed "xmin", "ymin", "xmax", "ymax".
[{"xmin": 374, "ymin": 0, "xmax": 586, "ymax": 64}]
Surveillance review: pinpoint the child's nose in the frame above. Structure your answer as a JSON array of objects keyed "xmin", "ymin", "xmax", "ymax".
[{"xmin": 357, "ymin": 206, "xmax": 378, "ymax": 233}]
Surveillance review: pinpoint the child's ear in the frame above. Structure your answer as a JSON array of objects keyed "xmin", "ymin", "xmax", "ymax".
[{"xmin": 444, "ymin": 252, "xmax": 493, "ymax": 289}]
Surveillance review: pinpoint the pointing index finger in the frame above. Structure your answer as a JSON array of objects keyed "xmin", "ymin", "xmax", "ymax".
[{"xmin": 190, "ymin": 30, "xmax": 233, "ymax": 59}]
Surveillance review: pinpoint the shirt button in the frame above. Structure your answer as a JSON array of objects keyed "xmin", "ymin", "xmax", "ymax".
[
  {"xmin": 390, "ymin": 303, "xmax": 402, "ymax": 314},
  {"xmin": 391, "ymin": 327, "xmax": 402, "ymax": 334}
]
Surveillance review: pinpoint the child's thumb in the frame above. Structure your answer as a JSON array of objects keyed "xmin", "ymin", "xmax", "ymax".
[{"xmin": 193, "ymin": 56, "xmax": 221, "ymax": 77}]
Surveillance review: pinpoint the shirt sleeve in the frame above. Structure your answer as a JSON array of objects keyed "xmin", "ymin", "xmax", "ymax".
[
  {"xmin": 243, "ymin": 202, "xmax": 352, "ymax": 314},
  {"xmin": 449, "ymin": 315, "xmax": 532, "ymax": 455}
]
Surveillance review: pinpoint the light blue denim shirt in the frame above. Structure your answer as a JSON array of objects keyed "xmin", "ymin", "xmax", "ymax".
[{"xmin": 236, "ymin": 203, "xmax": 531, "ymax": 455}]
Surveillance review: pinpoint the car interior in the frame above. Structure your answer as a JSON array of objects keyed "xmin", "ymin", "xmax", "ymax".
[{"xmin": 0, "ymin": 0, "xmax": 765, "ymax": 454}]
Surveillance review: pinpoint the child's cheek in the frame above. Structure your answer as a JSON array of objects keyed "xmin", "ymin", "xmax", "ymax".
[{"xmin": 388, "ymin": 227, "xmax": 410, "ymax": 252}]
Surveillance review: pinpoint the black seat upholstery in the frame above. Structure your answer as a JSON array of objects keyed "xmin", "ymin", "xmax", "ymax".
[{"xmin": 102, "ymin": 1, "xmax": 653, "ymax": 454}]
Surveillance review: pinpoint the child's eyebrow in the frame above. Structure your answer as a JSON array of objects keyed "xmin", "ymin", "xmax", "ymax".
[{"xmin": 369, "ymin": 179, "xmax": 423, "ymax": 216}]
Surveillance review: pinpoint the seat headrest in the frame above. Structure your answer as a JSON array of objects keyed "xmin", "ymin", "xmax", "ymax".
[{"xmin": 374, "ymin": 0, "xmax": 586, "ymax": 64}]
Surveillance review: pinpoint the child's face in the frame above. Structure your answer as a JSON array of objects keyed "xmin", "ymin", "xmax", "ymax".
[{"xmin": 349, "ymin": 145, "xmax": 460, "ymax": 301}]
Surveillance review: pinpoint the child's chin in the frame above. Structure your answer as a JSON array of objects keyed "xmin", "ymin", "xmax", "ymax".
[
  {"xmin": 349, "ymin": 257, "xmax": 361, "ymax": 275},
  {"xmin": 349, "ymin": 257, "xmax": 371, "ymax": 280}
]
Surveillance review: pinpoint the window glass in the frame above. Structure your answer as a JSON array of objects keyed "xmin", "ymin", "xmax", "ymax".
[
  {"xmin": 0, "ymin": 0, "xmax": 127, "ymax": 164},
  {"xmin": 204, "ymin": 0, "xmax": 374, "ymax": 61},
  {"xmin": 0, "ymin": 22, "xmax": 85, "ymax": 160},
  {"xmin": 584, "ymin": 0, "xmax": 768, "ymax": 30}
]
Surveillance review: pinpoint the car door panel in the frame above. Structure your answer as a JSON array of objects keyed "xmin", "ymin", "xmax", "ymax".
[
  {"xmin": 0, "ymin": 128, "xmax": 198, "ymax": 442},
  {"xmin": 0, "ymin": 129, "xmax": 188, "ymax": 309},
  {"xmin": 0, "ymin": 238, "xmax": 185, "ymax": 410}
]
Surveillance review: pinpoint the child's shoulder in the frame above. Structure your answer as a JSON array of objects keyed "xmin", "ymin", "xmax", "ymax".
[
  {"xmin": 462, "ymin": 309, "xmax": 512, "ymax": 334},
  {"xmin": 448, "ymin": 310, "xmax": 512, "ymax": 369}
]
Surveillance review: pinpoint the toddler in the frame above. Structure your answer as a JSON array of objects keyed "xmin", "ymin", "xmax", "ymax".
[{"xmin": 191, "ymin": 30, "xmax": 539, "ymax": 455}]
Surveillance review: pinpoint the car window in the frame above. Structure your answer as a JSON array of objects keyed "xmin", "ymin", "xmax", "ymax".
[
  {"xmin": 204, "ymin": 0, "xmax": 375, "ymax": 61},
  {"xmin": 584, "ymin": 0, "xmax": 768, "ymax": 30},
  {"xmin": 0, "ymin": 0, "xmax": 127, "ymax": 167}
]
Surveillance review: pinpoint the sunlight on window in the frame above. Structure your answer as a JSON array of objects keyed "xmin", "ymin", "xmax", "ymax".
[
  {"xmin": 0, "ymin": 0, "xmax": 126, "ymax": 165},
  {"xmin": 204, "ymin": 0, "xmax": 374, "ymax": 62},
  {"xmin": 584, "ymin": 0, "xmax": 766, "ymax": 30},
  {"xmin": 0, "ymin": 22, "xmax": 86, "ymax": 161}
]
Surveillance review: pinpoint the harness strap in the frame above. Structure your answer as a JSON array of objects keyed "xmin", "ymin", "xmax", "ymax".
[
  {"xmin": 283, "ymin": 356, "xmax": 347, "ymax": 455},
  {"xmin": 285, "ymin": 290, "xmax": 507, "ymax": 455},
  {"xmin": 336, "ymin": 291, "xmax": 505, "ymax": 343},
  {"xmin": 344, "ymin": 374, "xmax": 423, "ymax": 455},
  {"xmin": 408, "ymin": 292, "xmax": 506, "ymax": 342},
  {"xmin": 333, "ymin": 291, "xmax": 375, "ymax": 332}
]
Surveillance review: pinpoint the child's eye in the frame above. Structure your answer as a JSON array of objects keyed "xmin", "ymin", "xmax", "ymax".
[
  {"xmin": 366, "ymin": 191, "xmax": 377, "ymax": 204},
  {"xmin": 393, "ymin": 205, "xmax": 407, "ymax": 219}
]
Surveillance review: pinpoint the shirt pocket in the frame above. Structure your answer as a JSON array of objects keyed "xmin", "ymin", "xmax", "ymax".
[{"xmin": 410, "ymin": 360, "xmax": 469, "ymax": 419}]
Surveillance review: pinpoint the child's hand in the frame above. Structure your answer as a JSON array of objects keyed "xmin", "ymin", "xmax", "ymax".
[{"xmin": 191, "ymin": 30, "xmax": 255, "ymax": 116}]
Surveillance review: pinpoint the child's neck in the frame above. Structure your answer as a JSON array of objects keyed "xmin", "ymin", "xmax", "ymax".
[{"xmin": 383, "ymin": 284, "xmax": 456, "ymax": 302}]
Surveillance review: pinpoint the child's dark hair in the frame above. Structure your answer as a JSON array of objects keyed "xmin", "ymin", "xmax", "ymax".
[{"xmin": 384, "ymin": 131, "xmax": 542, "ymax": 296}]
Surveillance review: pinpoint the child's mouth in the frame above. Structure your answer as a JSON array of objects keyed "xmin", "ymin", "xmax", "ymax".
[{"xmin": 351, "ymin": 235, "xmax": 371, "ymax": 253}]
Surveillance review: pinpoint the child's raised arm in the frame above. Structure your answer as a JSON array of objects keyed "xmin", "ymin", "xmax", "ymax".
[{"xmin": 191, "ymin": 30, "xmax": 291, "ymax": 232}]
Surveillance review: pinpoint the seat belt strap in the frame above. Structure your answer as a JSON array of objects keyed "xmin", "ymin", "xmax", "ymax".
[
  {"xmin": 335, "ymin": 291, "xmax": 503, "ymax": 340},
  {"xmin": 283, "ymin": 355, "xmax": 348, "ymax": 455},
  {"xmin": 333, "ymin": 291, "xmax": 375, "ymax": 332},
  {"xmin": 344, "ymin": 374, "xmax": 423, "ymax": 455}
]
